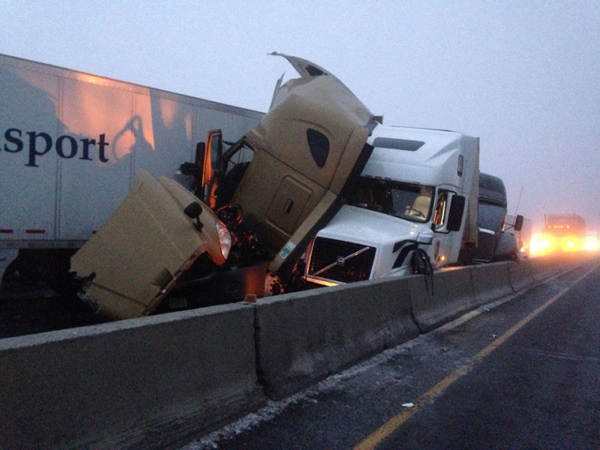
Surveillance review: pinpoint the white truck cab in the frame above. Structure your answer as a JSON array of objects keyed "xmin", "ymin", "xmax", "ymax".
[{"xmin": 303, "ymin": 125, "xmax": 480, "ymax": 286}]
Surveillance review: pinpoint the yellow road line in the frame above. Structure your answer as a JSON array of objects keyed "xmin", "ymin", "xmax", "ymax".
[{"xmin": 354, "ymin": 260, "xmax": 600, "ymax": 450}]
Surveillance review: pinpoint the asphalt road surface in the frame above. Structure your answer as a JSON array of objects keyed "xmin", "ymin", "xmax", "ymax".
[{"xmin": 184, "ymin": 257, "xmax": 600, "ymax": 450}]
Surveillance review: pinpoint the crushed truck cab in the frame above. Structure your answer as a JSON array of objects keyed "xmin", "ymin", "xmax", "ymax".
[
  {"xmin": 214, "ymin": 53, "xmax": 375, "ymax": 278},
  {"xmin": 70, "ymin": 171, "xmax": 231, "ymax": 319}
]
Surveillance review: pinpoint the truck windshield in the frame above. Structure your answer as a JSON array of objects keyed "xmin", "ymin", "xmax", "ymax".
[
  {"xmin": 351, "ymin": 177, "xmax": 433, "ymax": 223},
  {"xmin": 478, "ymin": 201, "xmax": 507, "ymax": 232}
]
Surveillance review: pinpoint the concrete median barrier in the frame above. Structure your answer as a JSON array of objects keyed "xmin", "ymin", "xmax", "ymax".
[
  {"xmin": 508, "ymin": 259, "xmax": 535, "ymax": 292},
  {"xmin": 0, "ymin": 303, "xmax": 265, "ymax": 450},
  {"xmin": 2, "ymin": 253, "xmax": 583, "ymax": 448},
  {"xmin": 254, "ymin": 277, "xmax": 419, "ymax": 399},
  {"xmin": 407, "ymin": 267, "xmax": 475, "ymax": 333},
  {"xmin": 470, "ymin": 262, "xmax": 512, "ymax": 306}
]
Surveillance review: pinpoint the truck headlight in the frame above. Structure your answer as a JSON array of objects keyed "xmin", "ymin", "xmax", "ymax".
[{"xmin": 216, "ymin": 221, "xmax": 232, "ymax": 260}]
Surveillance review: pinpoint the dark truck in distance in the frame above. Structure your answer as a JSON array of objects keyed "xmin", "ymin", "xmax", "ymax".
[{"xmin": 459, "ymin": 172, "xmax": 523, "ymax": 264}]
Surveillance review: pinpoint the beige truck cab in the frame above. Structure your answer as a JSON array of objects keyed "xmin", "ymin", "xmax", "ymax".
[{"xmin": 70, "ymin": 171, "xmax": 231, "ymax": 319}]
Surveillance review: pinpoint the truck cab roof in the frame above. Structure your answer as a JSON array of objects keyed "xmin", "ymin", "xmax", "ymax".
[{"xmin": 362, "ymin": 125, "xmax": 479, "ymax": 191}]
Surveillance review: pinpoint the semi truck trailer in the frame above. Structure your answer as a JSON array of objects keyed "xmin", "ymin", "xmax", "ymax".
[{"xmin": 0, "ymin": 53, "xmax": 264, "ymax": 292}]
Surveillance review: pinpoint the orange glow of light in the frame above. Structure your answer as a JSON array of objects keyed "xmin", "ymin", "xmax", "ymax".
[
  {"xmin": 60, "ymin": 78, "xmax": 156, "ymax": 162},
  {"xmin": 160, "ymin": 97, "xmax": 178, "ymax": 128},
  {"xmin": 314, "ymin": 279, "xmax": 340, "ymax": 287},
  {"xmin": 159, "ymin": 98, "xmax": 193, "ymax": 140},
  {"xmin": 561, "ymin": 237, "xmax": 584, "ymax": 252},
  {"xmin": 304, "ymin": 276, "xmax": 340, "ymax": 287},
  {"xmin": 584, "ymin": 236, "xmax": 599, "ymax": 251},
  {"xmin": 529, "ymin": 233, "xmax": 549, "ymax": 256},
  {"xmin": 530, "ymin": 234, "xmax": 591, "ymax": 256}
]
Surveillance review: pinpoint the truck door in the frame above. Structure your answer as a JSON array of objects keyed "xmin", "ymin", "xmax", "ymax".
[
  {"xmin": 431, "ymin": 190, "xmax": 464, "ymax": 267},
  {"xmin": 201, "ymin": 130, "xmax": 223, "ymax": 209}
]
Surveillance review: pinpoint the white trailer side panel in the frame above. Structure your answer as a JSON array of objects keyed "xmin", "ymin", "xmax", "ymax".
[
  {"xmin": 1, "ymin": 64, "xmax": 61, "ymax": 242},
  {"xmin": 57, "ymin": 77, "xmax": 135, "ymax": 240},
  {"xmin": 0, "ymin": 54, "xmax": 264, "ymax": 249}
]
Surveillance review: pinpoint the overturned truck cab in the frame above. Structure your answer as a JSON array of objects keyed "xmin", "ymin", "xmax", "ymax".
[
  {"xmin": 70, "ymin": 172, "xmax": 232, "ymax": 319},
  {"xmin": 71, "ymin": 53, "xmax": 376, "ymax": 319}
]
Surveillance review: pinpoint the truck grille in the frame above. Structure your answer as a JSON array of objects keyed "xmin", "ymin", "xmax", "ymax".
[
  {"xmin": 472, "ymin": 231, "xmax": 495, "ymax": 262},
  {"xmin": 307, "ymin": 237, "xmax": 376, "ymax": 283}
]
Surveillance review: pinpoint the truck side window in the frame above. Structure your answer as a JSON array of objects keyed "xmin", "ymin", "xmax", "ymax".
[
  {"xmin": 433, "ymin": 191, "xmax": 448, "ymax": 228},
  {"xmin": 210, "ymin": 133, "xmax": 221, "ymax": 171},
  {"xmin": 224, "ymin": 144, "xmax": 254, "ymax": 178},
  {"xmin": 306, "ymin": 128, "xmax": 329, "ymax": 168},
  {"xmin": 217, "ymin": 143, "xmax": 255, "ymax": 207}
]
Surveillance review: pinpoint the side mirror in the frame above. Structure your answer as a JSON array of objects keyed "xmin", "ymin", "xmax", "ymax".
[
  {"xmin": 184, "ymin": 202, "xmax": 204, "ymax": 231},
  {"xmin": 178, "ymin": 162, "xmax": 199, "ymax": 176},
  {"xmin": 177, "ymin": 142, "xmax": 205, "ymax": 177},
  {"xmin": 514, "ymin": 215, "xmax": 524, "ymax": 232},
  {"xmin": 447, "ymin": 195, "xmax": 465, "ymax": 232}
]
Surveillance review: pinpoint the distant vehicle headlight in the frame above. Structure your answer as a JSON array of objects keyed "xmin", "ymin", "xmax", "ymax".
[{"xmin": 216, "ymin": 221, "xmax": 232, "ymax": 260}]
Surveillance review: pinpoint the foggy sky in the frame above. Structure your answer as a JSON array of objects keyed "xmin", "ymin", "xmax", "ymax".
[{"xmin": 1, "ymin": 0, "xmax": 598, "ymax": 232}]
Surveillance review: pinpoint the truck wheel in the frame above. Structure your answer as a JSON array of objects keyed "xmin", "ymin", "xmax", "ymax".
[{"xmin": 264, "ymin": 272, "xmax": 284, "ymax": 296}]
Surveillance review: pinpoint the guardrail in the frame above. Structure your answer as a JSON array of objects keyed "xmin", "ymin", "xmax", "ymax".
[{"xmin": 0, "ymin": 254, "xmax": 591, "ymax": 449}]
